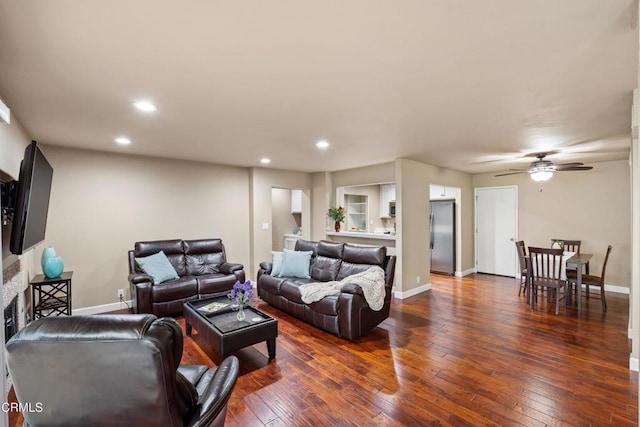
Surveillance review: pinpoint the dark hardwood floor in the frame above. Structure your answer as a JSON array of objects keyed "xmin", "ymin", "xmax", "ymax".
[{"xmin": 9, "ymin": 273, "xmax": 638, "ymax": 426}]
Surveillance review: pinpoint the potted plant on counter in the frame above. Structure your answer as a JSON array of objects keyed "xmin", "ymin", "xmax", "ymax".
[{"xmin": 328, "ymin": 206, "xmax": 345, "ymax": 232}]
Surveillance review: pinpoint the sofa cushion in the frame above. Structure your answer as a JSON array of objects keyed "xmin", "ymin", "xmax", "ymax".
[
  {"xmin": 294, "ymin": 239, "xmax": 318, "ymax": 257},
  {"xmin": 196, "ymin": 274, "xmax": 238, "ymax": 295},
  {"xmin": 279, "ymin": 250, "xmax": 313, "ymax": 279},
  {"xmin": 342, "ymin": 244, "xmax": 386, "ymax": 265},
  {"xmin": 135, "ymin": 251, "xmax": 180, "ymax": 284},
  {"xmin": 184, "ymin": 239, "xmax": 226, "ymax": 275},
  {"xmin": 317, "ymin": 240, "xmax": 345, "ymax": 258},
  {"xmin": 337, "ymin": 245, "xmax": 387, "ymax": 280},
  {"xmin": 310, "ymin": 256, "xmax": 342, "ymax": 282},
  {"xmin": 151, "ymin": 276, "xmax": 198, "ymax": 303},
  {"xmin": 280, "ymin": 278, "xmax": 314, "ymax": 304},
  {"xmin": 135, "ymin": 239, "xmax": 187, "ymax": 276},
  {"xmin": 258, "ymin": 274, "xmax": 286, "ymax": 296},
  {"xmin": 306, "ymin": 295, "xmax": 339, "ymax": 316}
]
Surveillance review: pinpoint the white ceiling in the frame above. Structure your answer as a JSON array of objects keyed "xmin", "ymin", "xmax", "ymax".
[{"xmin": 0, "ymin": 1, "xmax": 637, "ymax": 174}]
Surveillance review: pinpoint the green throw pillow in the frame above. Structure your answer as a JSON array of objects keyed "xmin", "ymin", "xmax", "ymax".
[
  {"xmin": 278, "ymin": 249, "xmax": 313, "ymax": 279},
  {"xmin": 135, "ymin": 250, "xmax": 179, "ymax": 284}
]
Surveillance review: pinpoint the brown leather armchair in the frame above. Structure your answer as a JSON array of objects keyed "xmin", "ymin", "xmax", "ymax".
[{"xmin": 6, "ymin": 314, "xmax": 239, "ymax": 427}]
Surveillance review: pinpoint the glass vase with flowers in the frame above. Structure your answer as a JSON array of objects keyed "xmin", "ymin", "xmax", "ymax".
[
  {"xmin": 327, "ymin": 206, "xmax": 345, "ymax": 232},
  {"xmin": 228, "ymin": 280, "xmax": 254, "ymax": 321}
]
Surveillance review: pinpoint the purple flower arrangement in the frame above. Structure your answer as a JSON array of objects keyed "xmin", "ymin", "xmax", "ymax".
[{"xmin": 228, "ymin": 280, "xmax": 254, "ymax": 307}]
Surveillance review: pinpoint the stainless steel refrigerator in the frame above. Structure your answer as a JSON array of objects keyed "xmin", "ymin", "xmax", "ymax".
[{"xmin": 430, "ymin": 199, "xmax": 456, "ymax": 275}]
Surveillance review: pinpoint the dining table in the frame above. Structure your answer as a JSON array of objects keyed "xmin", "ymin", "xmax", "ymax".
[
  {"xmin": 525, "ymin": 252, "xmax": 592, "ymax": 315},
  {"xmin": 565, "ymin": 252, "xmax": 592, "ymax": 315}
]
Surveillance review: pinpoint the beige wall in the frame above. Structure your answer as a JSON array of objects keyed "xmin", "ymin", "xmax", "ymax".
[
  {"xmin": 250, "ymin": 168, "xmax": 311, "ymax": 278},
  {"xmin": 7, "ymin": 139, "xmax": 633, "ymax": 308},
  {"xmin": 332, "ymin": 162, "xmax": 395, "ymax": 196},
  {"xmin": 326, "ymin": 159, "xmax": 475, "ymax": 295},
  {"xmin": 271, "ymin": 188, "xmax": 301, "ymax": 251},
  {"xmin": 0, "ymin": 113, "xmax": 30, "ymax": 179},
  {"xmin": 473, "ymin": 159, "xmax": 631, "ymax": 288},
  {"xmin": 310, "ymin": 172, "xmax": 332, "ymax": 240},
  {"xmin": 396, "ymin": 159, "xmax": 475, "ymax": 294},
  {"xmin": 41, "ymin": 146, "xmax": 252, "ymax": 309},
  {"xmin": 632, "ymin": 137, "xmax": 639, "ymax": 368}
]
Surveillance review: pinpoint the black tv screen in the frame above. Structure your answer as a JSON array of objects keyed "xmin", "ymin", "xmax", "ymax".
[{"xmin": 9, "ymin": 141, "xmax": 54, "ymax": 255}]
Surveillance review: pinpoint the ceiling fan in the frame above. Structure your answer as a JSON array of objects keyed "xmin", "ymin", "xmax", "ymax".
[{"xmin": 495, "ymin": 153, "xmax": 593, "ymax": 182}]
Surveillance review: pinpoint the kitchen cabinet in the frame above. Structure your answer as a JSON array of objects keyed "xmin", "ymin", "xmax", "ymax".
[
  {"xmin": 379, "ymin": 184, "xmax": 396, "ymax": 218},
  {"xmin": 284, "ymin": 234, "xmax": 301, "ymax": 250},
  {"xmin": 291, "ymin": 189, "xmax": 302, "ymax": 213},
  {"xmin": 346, "ymin": 194, "xmax": 368, "ymax": 232}
]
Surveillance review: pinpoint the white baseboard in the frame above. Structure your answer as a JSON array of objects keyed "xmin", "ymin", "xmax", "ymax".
[
  {"xmin": 394, "ymin": 283, "xmax": 431, "ymax": 299},
  {"xmin": 604, "ymin": 284, "xmax": 629, "ymax": 295},
  {"xmin": 73, "ymin": 300, "xmax": 132, "ymax": 315},
  {"xmin": 630, "ymin": 357, "xmax": 639, "ymax": 372},
  {"xmin": 455, "ymin": 268, "xmax": 476, "ymax": 277},
  {"xmin": 66, "ymin": 283, "xmax": 631, "ymax": 315}
]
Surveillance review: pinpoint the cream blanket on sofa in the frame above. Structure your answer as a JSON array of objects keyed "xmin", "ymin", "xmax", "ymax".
[{"xmin": 298, "ymin": 266, "xmax": 386, "ymax": 311}]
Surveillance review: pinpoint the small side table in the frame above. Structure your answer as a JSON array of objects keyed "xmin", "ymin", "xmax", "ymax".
[{"xmin": 30, "ymin": 271, "xmax": 73, "ymax": 320}]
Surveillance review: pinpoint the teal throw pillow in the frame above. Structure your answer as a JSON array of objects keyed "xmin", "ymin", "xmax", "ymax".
[
  {"xmin": 278, "ymin": 249, "xmax": 313, "ymax": 279},
  {"xmin": 135, "ymin": 251, "xmax": 180, "ymax": 284},
  {"xmin": 271, "ymin": 251, "xmax": 284, "ymax": 276}
]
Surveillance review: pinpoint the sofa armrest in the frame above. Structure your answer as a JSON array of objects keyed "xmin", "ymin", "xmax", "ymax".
[
  {"xmin": 259, "ymin": 262, "xmax": 273, "ymax": 274},
  {"xmin": 128, "ymin": 274, "xmax": 154, "ymax": 314},
  {"xmin": 219, "ymin": 263, "xmax": 243, "ymax": 275},
  {"xmin": 128, "ymin": 273, "xmax": 153, "ymax": 285},
  {"xmin": 340, "ymin": 283, "xmax": 364, "ymax": 296},
  {"xmin": 185, "ymin": 356, "xmax": 239, "ymax": 427}
]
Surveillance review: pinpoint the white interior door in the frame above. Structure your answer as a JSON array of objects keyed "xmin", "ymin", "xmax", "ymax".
[{"xmin": 475, "ymin": 186, "xmax": 518, "ymax": 277}]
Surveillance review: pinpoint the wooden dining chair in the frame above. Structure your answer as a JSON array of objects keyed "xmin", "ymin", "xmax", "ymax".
[
  {"xmin": 567, "ymin": 245, "xmax": 612, "ymax": 312},
  {"xmin": 528, "ymin": 246, "xmax": 565, "ymax": 315},
  {"xmin": 552, "ymin": 239, "xmax": 585, "ymax": 279},
  {"xmin": 561, "ymin": 240, "xmax": 581, "ymax": 254},
  {"xmin": 515, "ymin": 241, "xmax": 528, "ymax": 296}
]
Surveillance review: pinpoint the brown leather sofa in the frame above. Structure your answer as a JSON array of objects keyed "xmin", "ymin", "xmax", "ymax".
[
  {"xmin": 128, "ymin": 238, "xmax": 245, "ymax": 316},
  {"xmin": 257, "ymin": 239, "xmax": 396, "ymax": 340},
  {"xmin": 6, "ymin": 314, "xmax": 239, "ymax": 427}
]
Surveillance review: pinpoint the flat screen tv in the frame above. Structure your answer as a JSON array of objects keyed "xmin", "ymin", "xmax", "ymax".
[{"xmin": 9, "ymin": 141, "xmax": 54, "ymax": 255}]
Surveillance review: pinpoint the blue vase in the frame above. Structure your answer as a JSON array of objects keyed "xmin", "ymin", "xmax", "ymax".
[{"xmin": 41, "ymin": 247, "xmax": 64, "ymax": 279}]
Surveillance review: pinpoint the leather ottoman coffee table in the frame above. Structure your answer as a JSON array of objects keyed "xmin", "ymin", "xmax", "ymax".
[{"xmin": 183, "ymin": 296, "xmax": 278, "ymax": 361}]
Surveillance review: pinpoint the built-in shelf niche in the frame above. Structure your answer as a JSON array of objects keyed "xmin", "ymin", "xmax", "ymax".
[{"xmin": 346, "ymin": 194, "xmax": 368, "ymax": 232}]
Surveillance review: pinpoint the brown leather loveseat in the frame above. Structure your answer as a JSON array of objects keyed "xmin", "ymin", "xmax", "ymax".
[
  {"xmin": 128, "ymin": 238, "xmax": 245, "ymax": 316},
  {"xmin": 257, "ymin": 239, "xmax": 396, "ymax": 340}
]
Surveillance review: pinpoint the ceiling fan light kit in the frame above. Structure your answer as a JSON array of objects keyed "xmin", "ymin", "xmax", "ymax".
[
  {"xmin": 495, "ymin": 152, "xmax": 593, "ymax": 182},
  {"xmin": 530, "ymin": 170, "xmax": 553, "ymax": 182}
]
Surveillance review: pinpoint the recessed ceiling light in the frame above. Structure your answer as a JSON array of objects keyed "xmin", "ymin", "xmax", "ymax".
[
  {"xmin": 260, "ymin": 158, "xmax": 271, "ymax": 164},
  {"xmin": 316, "ymin": 139, "xmax": 330, "ymax": 149},
  {"xmin": 133, "ymin": 100, "xmax": 158, "ymax": 112},
  {"xmin": 114, "ymin": 137, "xmax": 131, "ymax": 145}
]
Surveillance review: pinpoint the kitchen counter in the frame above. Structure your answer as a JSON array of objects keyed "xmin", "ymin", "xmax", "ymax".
[{"xmin": 326, "ymin": 231, "xmax": 396, "ymax": 241}]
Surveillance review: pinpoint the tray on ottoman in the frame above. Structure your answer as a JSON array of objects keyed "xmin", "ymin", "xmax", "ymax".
[{"xmin": 184, "ymin": 296, "xmax": 278, "ymax": 361}]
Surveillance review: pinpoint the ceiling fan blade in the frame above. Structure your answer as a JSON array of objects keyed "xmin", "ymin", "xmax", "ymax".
[
  {"xmin": 556, "ymin": 162, "xmax": 584, "ymax": 167},
  {"xmin": 556, "ymin": 165, "xmax": 593, "ymax": 171},
  {"xmin": 495, "ymin": 171, "xmax": 528, "ymax": 177}
]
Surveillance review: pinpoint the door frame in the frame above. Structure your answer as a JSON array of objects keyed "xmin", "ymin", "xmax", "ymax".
[{"xmin": 474, "ymin": 185, "xmax": 519, "ymax": 277}]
